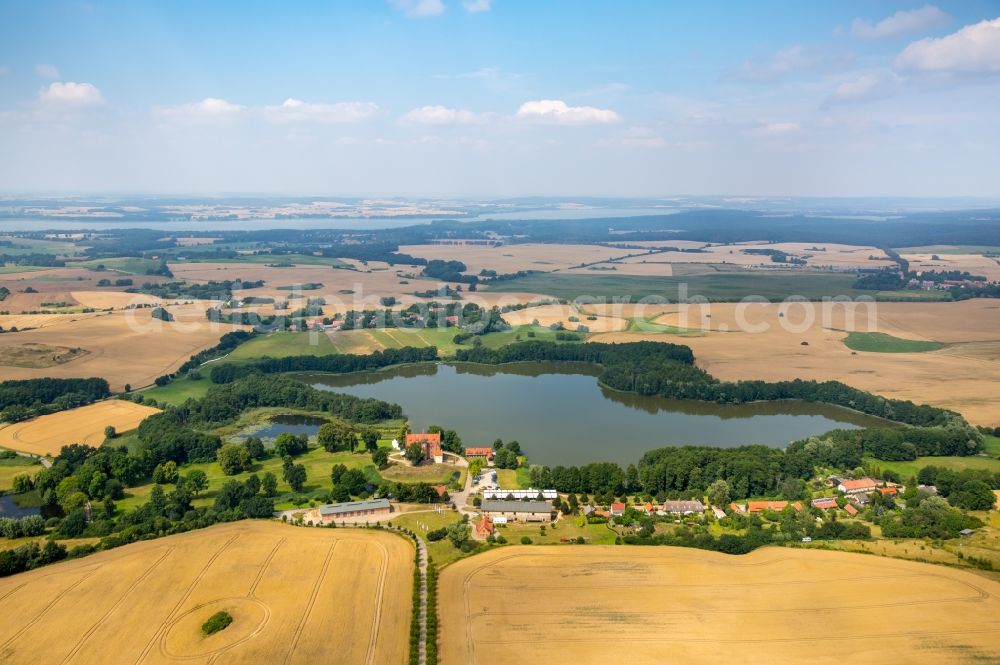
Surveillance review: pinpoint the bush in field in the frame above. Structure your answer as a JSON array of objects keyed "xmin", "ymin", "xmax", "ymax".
[{"xmin": 201, "ymin": 610, "xmax": 233, "ymax": 635}]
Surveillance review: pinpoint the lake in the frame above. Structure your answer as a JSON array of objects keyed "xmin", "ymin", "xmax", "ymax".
[
  {"xmin": 0, "ymin": 494, "xmax": 42, "ymax": 519},
  {"xmin": 233, "ymin": 414, "xmax": 329, "ymax": 442},
  {"xmin": 305, "ymin": 362, "xmax": 886, "ymax": 466}
]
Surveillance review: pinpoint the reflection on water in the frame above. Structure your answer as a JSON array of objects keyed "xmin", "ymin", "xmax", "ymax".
[
  {"xmin": 304, "ymin": 362, "xmax": 888, "ymax": 466},
  {"xmin": 0, "ymin": 494, "xmax": 42, "ymax": 519},
  {"xmin": 234, "ymin": 414, "xmax": 329, "ymax": 441}
]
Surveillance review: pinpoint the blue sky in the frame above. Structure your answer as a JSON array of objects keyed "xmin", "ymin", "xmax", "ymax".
[{"xmin": 1, "ymin": 1, "xmax": 998, "ymax": 196}]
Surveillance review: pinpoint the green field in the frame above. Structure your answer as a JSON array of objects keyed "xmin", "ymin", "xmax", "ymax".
[
  {"xmin": 871, "ymin": 289, "xmax": 951, "ymax": 301},
  {"xmin": 116, "ymin": 445, "xmax": 382, "ymax": 512},
  {"xmin": 864, "ymin": 455, "xmax": 1000, "ymax": 479},
  {"xmin": 227, "ymin": 331, "xmax": 337, "ymax": 360},
  {"xmin": 844, "ymin": 332, "xmax": 945, "ymax": 353},
  {"xmin": 983, "ymin": 436, "xmax": 1000, "ymax": 456},
  {"xmin": 488, "ymin": 272, "xmax": 868, "ymax": 302},
  {"xmin": 0, "ymin": 455, "xmax": 42, "ymax": 492},
  {"xmin": 76, "ymin": 257, "xmax": 160, "ymax": 274},
  {"xmin": 894, "ymin": 245, "xmax": 1000, "ymax": 255},
  {"xmin": 173, "ymin": 253, "xmax": 349, "ymax": 267},
  {"xmin": 141, "ymin": 376, "xmax": 214, "ymax": 405}
]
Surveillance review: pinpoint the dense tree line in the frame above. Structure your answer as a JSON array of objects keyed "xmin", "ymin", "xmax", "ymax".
[
  {"xmin": 209, "ymin": 346, "xmax": 438, "ymax": 383},
  {"xmin": 917, "ymin": 467, "xmax": 1000, "ymax": 511},
  {"xmin": 0, "ymin": 377, "xmax": 110, "ymax": 422},
  {"xmin": 176, "ymin": 330, "xmax": 255, "ymax": 374}
]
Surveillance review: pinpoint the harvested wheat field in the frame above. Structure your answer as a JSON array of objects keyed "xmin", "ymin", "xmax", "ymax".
[
  {"xmin": 0, "ymin": 521, "xmax": 412, "ymax": 664},
  {"xmin": 0, "ymin": 306, "xmax": 245, "ymax": 391},
  {"xmin": 399, "ymin": 243, "xmax": 631, "ymax": 274},
  {"xmin": 440, "ymin": 546, "xmax": 1000, "ymax": 665},
  {"xmin": 0, "ymin": 400, "xmax": 161, "ymax": 456},
  {"xmin": 588, "ymin": 299, "xmax": 1000, "ymax": 427}
]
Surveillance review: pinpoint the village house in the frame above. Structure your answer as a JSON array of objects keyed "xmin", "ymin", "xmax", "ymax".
[
  {"xmin": 610, "ymin": 502, "xmax": 626, "ymax": 517},
  {"xmin": 711, "ymin": 505, "xmax": 727, "ymax": 519},
  {"xmin": 464, "ymin": 447, "xmax": 495, "ymax": 461},
  {"xmin": 729, "ymin": 502, "xmax": 747, "ymax": 514},
  {"xmin": 811, "ymin": 497, "xmax": 838, "ymax": 510},
  {"xmin": 317, "ymin": 498, "xmax": 391, "ymax": 524},
  {"xmin": 475, "ymin": 515, "xmax": 495, "ymax": 538},
  {"xmin": 843, "ymin": 503, "xmax": 859, "ymax": 516},
  {"xmin": 481, "ymin": 499, "xmax": 552, "ymax": 523},
  {"xmin": 662, "ymin": 500, "xmax": 705, "ymax": 515},
  {"xmin": 406, "ymin": 432, "xmax": 444, "ymax": 464},
  {"xmin": 837, "ymin": 478, "xmax": 879, "ymax": 495},
  {"xmin": 431, "ymin": 485, "xmax": 448, "ymax": 499}
]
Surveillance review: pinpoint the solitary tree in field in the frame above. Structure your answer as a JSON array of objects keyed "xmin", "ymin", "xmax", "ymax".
[
  {"xmin": 185, "ymin": 469, "xmax": 208, "ymax": 497},
  {"xmin": 372, "ymin": 447, "xmax": 390, "ymax": 469},
  {"xmin": 361, "ymin": 429, "xmax": 380, "ymax": 453},
  {"xmin": 217, "ymin": 443, "xmax": 252, "ymax": 476},
  {"xmin": 104, "ymin": 425, "xmax": 116, "ymax": 439},
  {"xmin": 284, "ymin": 463, "xmax": 307, "ymax": 493},
  {"xmin": 261, "ymin": 472, "xmax": 278, "ymax": 497}
]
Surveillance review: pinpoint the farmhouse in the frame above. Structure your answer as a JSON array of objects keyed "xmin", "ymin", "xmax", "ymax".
[
  {"xmin": 662, "ymin": 500, "xmax": 705, "ymax": 515},
  {"xmin": 482, "ymin": 488, "xmax": 557, "ymax": 500},
  {"xmin": 838, "ymin": 478, "xmax": 878, "ymax": 494},
  {"xmin": 844, "ymin": 503, "xmax": 859, "ymax": 517},
  {"xmin": 811, "ymin": 497, "xmax": 838, "ymax": 510},
  {"xmin": 610, "ymin": 502, "xmax": 626, "ymax": 517},
  {"xmin": 711, "ymin": 505, "xmax": 727, "ymax": 519},
  {"xmin": 406, "ymin": 432, "xmax": 443, "ymax": 464},
  {"xmin": 729, "ymin": 502, "xmax": 747, "ymax": 514},
  {"xmin": 465, "ymin": 447, "xmax": 494, "ymax": 461},
  {"xmin": 481, "ymin": 499, "xmax": 551, "ymax": 523},
  {"xmin": 474, "ymin": 515, "xmax": 495, "ymax": 538},
  {"xmin": 746, "ymin": 500, "xmax": 802, "ymax": 513},
  {"xmin": 317, "ymin": 498, "xmax": 392, "ymax": 523}
]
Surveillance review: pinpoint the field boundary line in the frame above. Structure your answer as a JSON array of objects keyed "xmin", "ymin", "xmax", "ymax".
[
  {"xmin": 60, "ymin": 546, "xmax": 174, "ymax": 665},
  {"xmin": 364, "ymin": 540, "xmax": 391, "ymax": 665},
  {"xmin": 134, "ymin": 533, "xmax": 240, "ymax": 664},
  {"xmin": 282, "ymin": 539, "xmax": 341, "ymax": 665},
  {"xmin": 0, "ymin": 569, "xmax": 97, "ymax": 650},
  {"xmin": 249, "ymin": 536, "xmax": 286, "ymax": 598}
]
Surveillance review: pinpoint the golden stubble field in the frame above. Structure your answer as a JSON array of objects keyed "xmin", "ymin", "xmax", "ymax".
[
  {"xmin": 0, "ymin": 400, "xmax": 161, "ymax": 456},
  {"xmin": 0, "ymin": 301, "xmax": 244, "ymax": 391},
  {"xmin": 588, "ymin": 299, "xmax": 1000, "ymax": 427},
  {"xmin": 0, "ymin": 521, "xmax": 412, "ymax": 665},
  {"xmin": 440, "ymin": 545, "xmax": 1000, "ymax": 665}
]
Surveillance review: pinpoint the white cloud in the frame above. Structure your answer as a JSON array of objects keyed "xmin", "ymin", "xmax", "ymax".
[
  {"xmin": 157, "ymin": 97, "xmax": 244, "ymax": 122},
  {"xmin": 851, "ymin": 5, "xmax": 950, "ymax": 39},
  {"xmin": 734, "ymin": 45, "xmax": 854, "ymax": 81},
  {"xmin": 462, "ymin": 0, "xmax": 491, "ymax": 12},
  {"xmin": 825, "ymin": 71, "xmax": 899, "ymax": 105},
  {"xmin": 389, "ymin": 0, "xmax": 444, "ymax": 17},
  {"xmin": 399, "ymin": 105, "xmax": 486, "ymax": 125},
  {"xmin": 34, "ymin": 63, "xmax": 60, "ymax": 80},
  {"xmin": 266, "ymin": 99, "xmax": 380, "ymax": 123},
  {"xmin": 894, "ymin": 17, "xmax": 1000, "ymax": 73},
  {"xmin": 38, "ymin": 81, "xmax": 103, "ymax": 106},
  {"xmin": 752, "ymin": 122, "xmax": 801, "ymax": 136},
  {"xmin": 515, "ymin": 99, "xmax": 621, "ymax": 125}
]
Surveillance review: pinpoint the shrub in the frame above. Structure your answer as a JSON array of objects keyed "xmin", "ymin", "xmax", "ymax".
[
  {"xmin": 201, "ymin": 610, "xmax": 233, "ymax": 635},
  {"xmin": 520, "ymin": 536, "xmax": 532, "ymax": 545}
]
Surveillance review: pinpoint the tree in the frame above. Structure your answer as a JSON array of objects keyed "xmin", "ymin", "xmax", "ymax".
[
  {"xmin": 104, "ymin": 425, "xmax": 116, "ymax": 439},
  {"xmin": 244, "ymin": 437, "xmax": 266, "ymax": 460},
  {"xmin": 361, "ymin": 429, "xmax": 380, "ymax": 453},
  {"xmin": 284, "ymin": 463, "xmax": 307, "ymax": 492},
  {"xmin": 949, "ymin": 480, "xmax": 996, "ymax": 511},
  {"xmin": 446, "ymin": 522, "xmax": 470, "ymax": 549},
  {"xmin": 317, "ymin": 422, "xmax": 358, "ymax": 453},
  {"xmin": 261, "ymin": 472, "xmax": 278, "ymax": 497},
  {"xmin": 372, "ymin": 447, "xmax": 390, "ymax": 469},
  {"xmin": 274, "ymin": 433, "xmax": 309, "ymax": 458},
  {"xmin": 149, "ymin": 484, "xmax": 167, "ymax": 516},
  {"xmin": 405, "ymin": 443, "xmax": 425, "ymax": 465},
  {"xmin": 707, "ymin": 479, "xmax": 731, "ymax": 507},
  {"xmin": 185, "ymin": 469, "xmax": 209, "ymax": 497},
  {"xmin": 152, "ymin": 461, "xmax": 179, "ymax": 484},
  {"xmin": 11, "ymin": 473, "xmax": 33, "ymax": 495},
  {"xmin": 217, "ymin": 443, "xmax": 252, "ymax": 475}
]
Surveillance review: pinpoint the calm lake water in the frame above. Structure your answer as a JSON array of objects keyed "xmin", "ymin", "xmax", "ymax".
[
  {"xmin": 234, "ymin": 414, "xmax": 329, "ymax": 442},
  {"xmin": 305, "ymin": 362, "xmax": 885, "ymax": 466},
  {"xmin": 0, "ymin": 494, "xmax": 41, "ymax": 519}
]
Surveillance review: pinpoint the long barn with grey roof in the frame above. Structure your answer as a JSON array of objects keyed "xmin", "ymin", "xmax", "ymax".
[
  {"xmin": 317, "ymin": 498, "xmax": 391, "ymax": 523},
  {"xmin": 481, "ymin": 499, "xmax": 552, "ymax": 523}
]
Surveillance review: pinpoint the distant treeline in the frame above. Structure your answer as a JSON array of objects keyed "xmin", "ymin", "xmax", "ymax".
[
  {"xmin": 455, "ymin": 341, "xmax": 958, "ymax": 429},
  {"xmin": 0, "ymin": 377, "xmax": 110, "ymax": 423},
  {"xmin": 209, "ymin": 346, "xmax": 438, "ymax": 383}
]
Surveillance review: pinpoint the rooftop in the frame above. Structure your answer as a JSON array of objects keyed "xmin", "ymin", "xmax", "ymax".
[
  {"xmin": 481, "ymin": 499, "xmax": 551, "ymax": 514},
  {"xmin": 318, "ymin": 498, "xmax": 391, "ymax": 516}
]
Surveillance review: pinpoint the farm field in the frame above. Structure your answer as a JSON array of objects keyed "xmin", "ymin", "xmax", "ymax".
[
  {"xmin": 142, "ymin": 375, "xmax": 214, "ymax": 406},
  {"xmin": 487, "ymin": 271, "xmax": 869, "ymax": 302},
  {"xmin": 0, "ymin": 304, "xmax": 242, "ymax": 391},
  {"xmin": 843, "ymin": 331, "xmax": 945, "ymax": 353},
  {"xmin": 399, "ymin": 243, "xmax": 632, "ymax": 273},
  {"xmin": 0, "ymin": 521, "xmax": 412, "ymax": 665},
  {"xmin": 439, "ymin": 545, "xmax": 1000, "ymax": 665},
  {"xmin": 864, "ymin": 455, "xmax": 1000, "ymax": 478},
  {"xmin": 0, "ymin": 400, "xmax": 161, "ymax": 456},
  {"xmin": 588, "ymin": 299, "xmax": 1000, "ymax": 427},
  {"xmin": 0, "ymin": 456, "xmax": 42, "ymax": 491}
]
